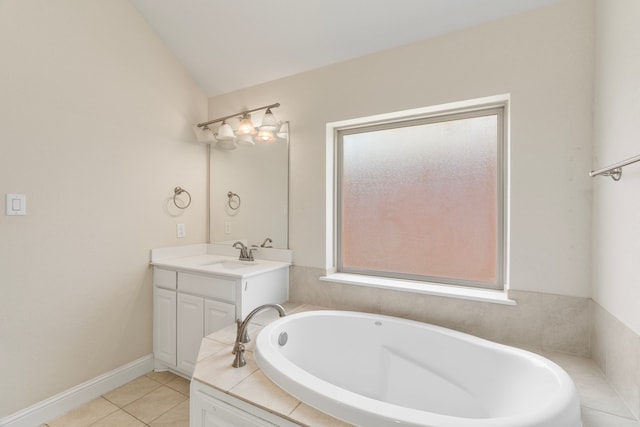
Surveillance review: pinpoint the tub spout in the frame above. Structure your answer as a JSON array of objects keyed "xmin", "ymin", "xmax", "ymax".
[{"xmin": 232, "ymin": 304, "xmax": 286, "ymax": 368}]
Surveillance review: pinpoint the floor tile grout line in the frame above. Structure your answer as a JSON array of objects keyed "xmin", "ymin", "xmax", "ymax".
[
  {"xmin": 113, "ymin": 382, "xmax": 188, "ymax": 426},
  {"xmin": 144, "ymin": 398, "xmax": 187, "ymax": 425},
  {"xmin": 97, "ymin": 375, "xmax": 170, "ymax": 425},
  {"xmin": 581, "ymin": 398, "xmax": 637, "ymax": 420},
  {"xmin": 105, "ymin": 376, "xmax": 164, "ymax": 409},
  {"xmin": 583, "ymin": 405, "xmax": 640, "ymax": 422}
]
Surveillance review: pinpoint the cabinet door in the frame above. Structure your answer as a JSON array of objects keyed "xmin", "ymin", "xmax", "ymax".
[
  {"xmin": 153, "ymin": 288, "xmax": 176, "ymax": 366},
  {"xmin": 204, "ymin": 299, "xmax": 236, "ymax": 337},
  {"xmin": 238, "ymin": 268, "xmax": 288, "ymax": 319},
  {"xmin": 177, "ymin": 293, "xmax": 204, "ymax": 374},
  {"xmin": 191, "ymin": 388, "xmax": 278, "ymax": 427}
]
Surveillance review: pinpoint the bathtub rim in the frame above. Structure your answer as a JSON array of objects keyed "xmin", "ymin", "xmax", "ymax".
[{"xmin": 255, "ymin": 310, "xmax": 582, "ymax": 427}]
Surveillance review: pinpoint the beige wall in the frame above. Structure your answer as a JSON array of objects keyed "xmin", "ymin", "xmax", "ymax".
[
  {"xmin": 209, "ymin": 0, "xmax": 594, "ymax": 298},
  {"xmin": 590, "ymin": 0, "xmax": 640, "ymax": 414},
  {"xmin": 592, "ymin": 0, "xmax": 640, "ymax": 335},
  {"xmin": 0, "ymin": 0, "xmax": 207, "ymax": 417}
]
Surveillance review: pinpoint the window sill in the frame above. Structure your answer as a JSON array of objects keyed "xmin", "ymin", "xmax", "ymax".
[{"xmin": 320, "ymin": 273, "xmax": 515, "ymax": 306}]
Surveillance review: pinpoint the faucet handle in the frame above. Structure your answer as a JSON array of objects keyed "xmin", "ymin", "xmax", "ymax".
[{"xmin": 232, "ymin": 343, "xmax": 246, "ymax": 368}]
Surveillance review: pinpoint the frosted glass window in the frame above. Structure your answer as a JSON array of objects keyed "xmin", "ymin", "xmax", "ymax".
[{"xmin": 337, "ymin": 108, "xmax": 504, "ymax": 289}]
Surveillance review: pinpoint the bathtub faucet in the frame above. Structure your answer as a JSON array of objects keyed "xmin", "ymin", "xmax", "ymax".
[{"xmin": 232, "ymin": 304, "xmax": 286, "ymax": 368}]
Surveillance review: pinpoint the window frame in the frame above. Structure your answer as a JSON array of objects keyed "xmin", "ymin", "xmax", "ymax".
[{"xmin": 328, "ymin": 96, "xmax": 509, "ymax": 292}]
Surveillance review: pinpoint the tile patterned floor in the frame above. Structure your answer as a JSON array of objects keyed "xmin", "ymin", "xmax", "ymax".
[
  {"xmin": 42, "ymin": 353, "xmax": 640, "ymax": 427},
  {"xmin": 42, "ymin": 371, "xmax": 189, "ymax": 427}
]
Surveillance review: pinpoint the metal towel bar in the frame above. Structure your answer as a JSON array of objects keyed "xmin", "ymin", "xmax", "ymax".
[{"xmin": 589, "ymin": 154, "xmax": 640, "ymax": 181}]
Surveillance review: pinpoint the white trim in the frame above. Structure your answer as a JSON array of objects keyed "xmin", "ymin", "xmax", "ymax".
[
  {"xmin": 326, "ymin": 94, "xmax": 511, "ymax": 130},
  {"xmin": 0, "ymin": 354, "xmax": 154, "ymax": 427},
  {"xmin": 325, "ymin": 123, "xmax": 336, "ymax": 271},
  {"xmin": 325, "ymin": 94, "xmax": 512, "ymax": 292},
  {"xmin": 321, "ymin": 273, "xmax": 516, "ymax": 306}
]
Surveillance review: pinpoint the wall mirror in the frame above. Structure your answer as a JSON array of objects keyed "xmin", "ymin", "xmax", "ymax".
[{"xmin": 209, "ymin": 128, "xmax": 289, "ymax": 248}]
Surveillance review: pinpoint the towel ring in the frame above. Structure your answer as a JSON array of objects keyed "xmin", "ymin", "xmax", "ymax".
[
  {"xmin": 173, "ymin": 187, "xmax": 191, "ymax": 209},
  {"xmin": 227, "ymin": 191, "xmax": 241, "ymax": 210}
]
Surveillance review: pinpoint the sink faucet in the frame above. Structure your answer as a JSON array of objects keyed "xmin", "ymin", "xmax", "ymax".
[
  {"xmin": 232, "ymin": 304, "xmax": 286, "ymax": 368},
  {"xmin": 260, "ymin": 237, "xmax": 273, "ymax": 248},
  {"xmin": 232, "ymin": 241, "xmax": 254, "ymax": 261}
]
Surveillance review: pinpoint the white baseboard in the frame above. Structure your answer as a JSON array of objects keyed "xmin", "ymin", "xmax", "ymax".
[{"xmin": 0, "ymin": 354, "xmax": 154, "ymax": 427}]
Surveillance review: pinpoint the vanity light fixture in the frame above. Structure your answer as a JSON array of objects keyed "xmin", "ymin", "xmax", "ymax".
[
  {"xmin": 193, "ymin": 102, "xmax": 285, "ymax": 150},
  {"xmin": 192, "ymin": 124, "xmax": 216, "ymax": 144},
  {"xmin": 236, "ymin": 134, "xmax": 256, "ymax": 146},
  {"xmin": 256, "ymin": 128, "xmax": 276, "ymax": 144},
  {"xmin": 237, "ymin": 113, "xmax": 257, "ymax": 136},
  {"xmin": 216, "ymin": 121, "xmax": 236, "ymax": 141},
  {"xmin": 259, "ymin": 108, "xmax": 278, "ymax": 131},
  {"xmin": 277, "ymin": 122, "xmax": 289, "ymax": 139}
]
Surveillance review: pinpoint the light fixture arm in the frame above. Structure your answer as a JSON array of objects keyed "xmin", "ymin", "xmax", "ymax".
[{"xmin": 197, "ymin": 102, "xmax": 280, "ymax": 128}]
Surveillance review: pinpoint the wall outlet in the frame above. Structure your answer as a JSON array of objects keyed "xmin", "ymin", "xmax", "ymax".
[{"xmin": 176, "ymin": 223, "xmax": 186, "ymax": 238}]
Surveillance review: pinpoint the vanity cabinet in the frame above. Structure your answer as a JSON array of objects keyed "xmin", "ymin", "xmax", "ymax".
[
  {"xmin": 176, "ymin": 292, "xmax": 236, "ymax": 373},
  {"xmin": 153, "ymin": 287, "xmax": 177, "ymax": 366},
  {"xmin": 153, "ymin": 264, "xmax": 288, "ymax": 377},
  {"xmin": 177, "ymin": 293, "xmax": 205, "ymax": 374},
  {"xmin": 153, "ymin": 268, "xmax": 178, "ymax": 367},
  {"xmin": 191, "ymin": 380, "xmax": 299, "ymax": 427}
]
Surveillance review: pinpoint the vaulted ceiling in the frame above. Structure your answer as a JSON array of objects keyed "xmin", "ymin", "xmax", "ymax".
[{"xmin": 131, "ymin": 0, "xmax": 560, "ymax": 97}]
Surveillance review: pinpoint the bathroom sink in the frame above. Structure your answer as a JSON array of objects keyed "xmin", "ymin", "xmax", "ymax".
[
  {"xmin": 201, "ymin": 260, "xmax": 258, "ymax": 270},
  {"xmin": 217, "ymin": 260, "xmax": 258, "ymax": 269}
]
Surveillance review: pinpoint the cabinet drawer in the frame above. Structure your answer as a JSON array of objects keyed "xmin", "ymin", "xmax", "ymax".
[
  {"xmin": 178, "ymin": 272, "xmax": 236, "ymax": 302},
  {"xmin": 154, "ymin": 267, "xmax": 177, "ymax": 290}
]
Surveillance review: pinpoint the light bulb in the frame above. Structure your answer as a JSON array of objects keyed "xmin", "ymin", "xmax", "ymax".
[
  {"xmin": 237, "ymin": 114, "xmax": 257, "ymax": 136},
  {"xmin": 256, "ymin": 129, "xmax": 275, "ymax": 143}
]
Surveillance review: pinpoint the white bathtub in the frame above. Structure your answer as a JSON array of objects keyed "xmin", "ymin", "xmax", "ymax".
[{"xmin": 255, "ymin": 310, "xmax": 581, "ymax": 427}]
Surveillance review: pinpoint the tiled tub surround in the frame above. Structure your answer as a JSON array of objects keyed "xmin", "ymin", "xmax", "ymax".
[
  {"xmin": 290, "ymin": 266, "xmax": 591, "ymax": 357},
  {"xmin": 193, "ymin": 303, "xmax": 639, "ymax": 427},
  {"xmin": 591, "ymin": 300, "xmax": 640, "ymax": 420}
]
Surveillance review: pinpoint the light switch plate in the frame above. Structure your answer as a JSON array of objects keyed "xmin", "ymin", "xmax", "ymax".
[{"xmin": 6, "ymin": 194, "xmax": 26, "ymax": 216}]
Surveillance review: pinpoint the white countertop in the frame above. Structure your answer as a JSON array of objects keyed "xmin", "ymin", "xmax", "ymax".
[
  {"xmin": 150, "ymin": 243, "xmax": 292, "ymax": 279},
  {"xmin": 152, "ymin": 253, "xmax": 290, "ymax": 279}
]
